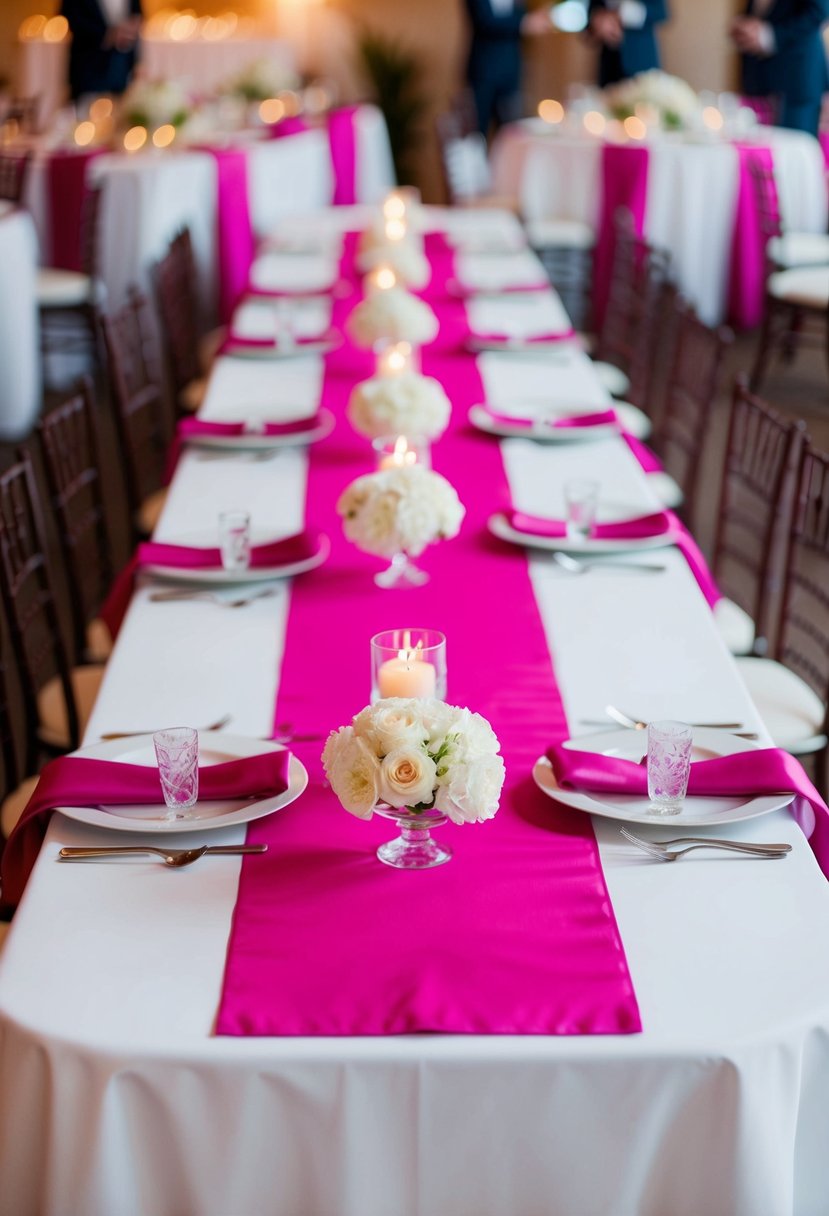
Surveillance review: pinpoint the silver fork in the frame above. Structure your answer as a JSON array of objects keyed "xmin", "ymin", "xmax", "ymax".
[
  {"xmin": 553, "ymin": 552, "xmax": 666, "ymax": 575},
  {"xmin": 619, "ymin": 827, "xmax": 791, "ymax": 862},
  {"xmin": 149, "ymin": 588, "xmax": 278, "ymax": 608},
  {"xmin": 597, "ymin": 705, "xmax": 759, "ymax": 740}
]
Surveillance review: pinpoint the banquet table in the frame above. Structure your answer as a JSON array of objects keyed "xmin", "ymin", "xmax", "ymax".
[
  {"xmin": 0, "ymin": 205, "xmax": 41, "ymax": 438},
  {"xmin": 491, "ymin": 119, "xmax": 828, "ymax": 327},
  {"xmin": 2, "ymin": 207, "xmax": 829, "ymax": 1216}
]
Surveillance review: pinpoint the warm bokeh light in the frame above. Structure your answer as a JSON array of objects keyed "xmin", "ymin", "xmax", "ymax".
[
  {"xmin": 583, "ymin": 110, "xmax": 607, "ymax": 136},
  {"xmin": 383, "ymin": 192, "xmax": 407, "ymax": 221},
  {"xmin": 384, "ymin": 218, "xmax": 407, "ymax": 243},
  {"xmin": 623, "ymin": 116, "xmax": 647, "ymax": 140},
  {"xmin": 702, "ymin": 106, "xmax": 724, "ymax": 131},
  {"xmin": 152, "ymin": 123, "xmax": 176, "ymax": 148},
  {"xmin": 369, "ymin": 266, "xmax": 397, "ymax": 292},
  {"xmin": 378, "ymin": 341, "xmax": 412, "ymax": 377},
  {"xmin": 169, "ymin": 12, "xmax": 198, "ymax": 41},
  {"xmin": 259, "ymin": 98, "xmax": 286, "ymax": 125},
  {"xmin": 89, "ymin": 98, "xmax": 113, "ymax": 123},
  {"xmin": 278, "ymin": 90, "xmax": 301, "ymax": 116},
  {"xmin": 74, "ymin": 121, "xmax": 96, "ymax": 147},
  {"xmin": 123, "ymin": 126, "xmax": 148, "ymax": 152},
  {"xmin": 538, "ymin": 99, "xmax": 564, "ymax": 125},
  {"xmin": 43, "ymin": 15, "xmax": 69, "ymax": 41},
  {"xmin": 18, "ymin": 14, "xmax": 48, "ymax": 40}
]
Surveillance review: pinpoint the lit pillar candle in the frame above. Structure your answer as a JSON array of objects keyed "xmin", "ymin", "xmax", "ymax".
[
  {"xmin": 366, "ymin": 265, "xmax": 397, "ymax": 293},
  {"xmin": 384, "ymin": 217, "xmax": 407, "ymax": 243},
  {"xmin": 378, "ymin": 646, "xmax": 437, "ymax": 699},
  {"xmin": 377, "ymin": 341, "xmax": 413, "ymax": 377},
  {"xmin": 383, "ymin": 191, "xmax": 407, "ymax": 222},
  {"xmin": 378, "ymin": 436, "xmax": 417, "ymax": 470}
]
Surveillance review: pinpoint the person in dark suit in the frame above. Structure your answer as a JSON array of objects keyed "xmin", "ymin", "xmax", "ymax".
[
  {"xmin": 60, "ymin": 0, "xmax": 143, "ymax": 101},
  {"xmin": 588, "ymin": 1, "xmax": 668, "ymax": 87},
  {"xmin": 463, "ymin": 0, "xmax": 553, "ymax": 136},
  {"xmin": 730, "ymin": 0, "xmax": 829, "ymax": 137}
]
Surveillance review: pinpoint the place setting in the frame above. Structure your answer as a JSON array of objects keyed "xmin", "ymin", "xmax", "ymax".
[
  {"xmin": 464, "ymin": 291, "xmax": 576, "ymax": 353},
  {"xmin": 219, "ymin": 298, "xmax": 340, "ymax": 360}
]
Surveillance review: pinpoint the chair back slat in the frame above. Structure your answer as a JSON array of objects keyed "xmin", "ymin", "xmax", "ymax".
[
  {"xmin": 595, "ymin": 208, "xmax": 651, "ymax": 373},
  {"xmin": 154, "ymin": 228, "xmax": 202, "ymax": 396},
  {"xmin": 0, "ymin": 151, "xmax": 31, "ymax": 204},
  {"xmin": 625, "ymin": 248, "xmax": 672, "ymax": 416}
]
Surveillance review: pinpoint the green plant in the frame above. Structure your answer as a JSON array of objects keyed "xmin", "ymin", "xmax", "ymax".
[{"xmin": 358, "ymin": 30, "xmax": 428, "ymax": 186}]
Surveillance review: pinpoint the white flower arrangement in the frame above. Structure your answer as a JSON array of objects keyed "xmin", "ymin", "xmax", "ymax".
[
  {"xmin": 357, "ymin": 240, "xmax": 431, "ymax": 289},
  {"xmin": 120, "ymin": 78, "xmax": 192, "ymax": 130},
  {"xmin": 604, "ymin": 70, "xmax": 701, "ymax": 131},
  {"xmin": 322, "ymin": 697, "xmax": 506, "ymax": 823},
  {"xmin": 222, "ymin": 57, "xmax": 300, "ymax": 102},
  {"xmin": 347, "ymin": 286, "xmax": 439, "ymax": 349},
  {"xmin": 336, "ymin": 465, "xmax": 465, "ymax": 559},
  {"xmin": 347, "ymin": 373, "xmax": 451, "ymax": 441}
]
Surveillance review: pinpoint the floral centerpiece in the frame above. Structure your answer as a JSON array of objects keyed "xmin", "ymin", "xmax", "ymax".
[
  {"xmin": 336, "ymin": 464, "xmax": 464, "ymax": 588},
  {"xmin": 347, "ymin": 373, "xmax": 451, "ymax": 442},
  {"xmin": 357, "ymin": 240, "xmax": 431, "ymax": 289},
  {"xmin": 322, "ymin": 697, "xmax": 505, "ymax": 867},
  {"xmin": 221, "ymin": 57, "xmax": 300, "ymax": 102},
  {"xmin": 604, "ymin": 70, "xmax": 701, "ymax": 131},
  {"xmin": 119, "ymin": 78, "xmax": 192, "ymax": 131},
  {"xmin": 347, "ymin": 286, "xmax": 439, "ymax": 349}
]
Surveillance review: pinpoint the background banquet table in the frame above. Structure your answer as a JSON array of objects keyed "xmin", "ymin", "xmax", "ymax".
[
  {"xmin": 2, "ymin": 212, "xmax": 829, "ymax": 1216},
  {"xmin": 491, "ymin": 121, "xmax": 828, "ymax": 326}
]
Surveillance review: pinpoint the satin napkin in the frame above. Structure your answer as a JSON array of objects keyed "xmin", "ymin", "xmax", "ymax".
[
  {"xmin": 138, "ymin": 529, "xmax": 321, "ymax": 571},
  {"xmin": 178, "ymin": 415, "xmax": 325, "ymax": 440},
  {"xmin": 219, "ymin": 333, "xmax": 334, "ymax": 355},
  {"xmin": 1, "ymin": 750, "xmax": 292, "ymax": 908},
  {"xmin": 546, "ymin": 743, "xmax": 829, "ymax": 878},
  {"xmin": 483, "ymin": 408, "xmax": 619, "ymax": 431},
  {"xmin": 470, "ymin": 328, "xmax": 576, "ymax": 345}
]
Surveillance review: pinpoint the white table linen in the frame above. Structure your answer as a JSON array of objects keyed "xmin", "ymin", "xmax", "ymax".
[{"xmin": 2, "ymin": 237, "xmax": 829, "ymax": 1216}]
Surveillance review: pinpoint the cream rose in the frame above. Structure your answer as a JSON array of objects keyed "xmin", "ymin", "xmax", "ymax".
[
  {"xmin": 322, "ymin": 727, "xmax": 381, "ymax": 819},
  {"xmin": 378, "ymin": 746, "xmax": 437, "ymax": 809}
]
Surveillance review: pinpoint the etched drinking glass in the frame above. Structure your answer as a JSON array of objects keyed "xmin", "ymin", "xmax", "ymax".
[
  {"xmin": 153, "ymin": 727, "xmax": 199, "ymax": 817},
  {"xmin": 219, "ymin": 510, "xmax": 251, "ymax": 572},
  {"xmin": 564, "ymin": 479, "xmax": 599, "ymax": 541},
  {"xmin": 647, "ymin": 720, "xmax": 693, "ymax": 815}
]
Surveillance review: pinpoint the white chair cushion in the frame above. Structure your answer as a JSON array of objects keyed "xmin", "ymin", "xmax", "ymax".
[
  {"xmin": 736, "ymin": 656, "xmax": 827, "ymax": 754},
  {"xmin": 612, "ymin": 400, "xmax": 651, "ymax": 440},
  {"xmin": 767, "ymin": 266, "xmax": 829, "ymax": 309},
  {"xmin": 36, "ymin": 664, "xmax": 105, "ymax": 750},
  {"xmin": 768, "ymin": 232, "xmax": 829, "ymax": 269},
  {"xmin": 645, "ymin": 470, "xmax": 684, "ymax": 510},
  {"xmin": 713, "ymin": 596, "xmax": 756, "ymax": 657},
  {"xmin": 37, "ymin": 268, "xmax": 94, "ymax": 308},
  {"xmin": 525, "ymin": 218, "xmax": 595, "ymax": 251},
  {"xmin": 445, "ymin": 133, "xmax": 493, "ymax": 200},
  {"xmin": 592, "ymin": 360, "xmax": 630, "ymax": 398}
]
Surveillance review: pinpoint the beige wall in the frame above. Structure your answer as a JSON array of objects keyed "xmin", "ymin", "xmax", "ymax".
[{"xmin": 1, "ymin": 0, "xmax": 743, "ymax": 196}]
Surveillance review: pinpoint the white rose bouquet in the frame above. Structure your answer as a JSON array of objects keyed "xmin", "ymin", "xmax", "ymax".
[
  {"xmin": 120, "ymin": 79, "xmax": 192, "ymax": 130},
  {"xmin": 337, "ymin": 465, "xmax": 464, "ymax": 559},
  {"xmin": 604, "ymin": 70, "xmax": 701, "ymax": 131},
  {"xmin": 356, "ymin": 240, "xmax": 431, "ymax": 289},
  {"xmin": 347, "ymin": 373, "xmax": 452, "ymax": 442},
  {"xmin": 322, "ymin": 697, "xmax": 506, "ymax": 823},
  {"xmin": 347, "ymin": 286, "xmax": 439, "ymax": 349},
  {"xmin": 222, "ymin": 57, "xmax": 300, "ymax": 102}
]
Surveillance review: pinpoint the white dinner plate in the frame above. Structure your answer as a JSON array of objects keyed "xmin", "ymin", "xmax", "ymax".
[
  {"xmin": 56, "ymin": 732, "xmax": 308, "ymax": 833},
  {"xmin": 222, "ymin": 337, "xmax": 338, "ymax": 360},
  {"xmin": 532, "ymin": 729, "xmax": 795, "ymax": 827},
  {"xmin": 144, "ymin": 532, "xmax": 330, "ymax": 585},
  {"xmin": 487, "ymin": 511, "xmax": 673, "ymax": 555},
  {"xmin": 182, "ymin": 409, "xmax": 334, "ymax": 451},
  {"xmin": 469, "ymin": 404, "xmax": 619, "ymax": 442}
]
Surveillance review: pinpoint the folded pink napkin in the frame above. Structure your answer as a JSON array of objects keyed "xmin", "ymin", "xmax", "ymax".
[
  {"xmin": 247, "ymin": 283, "xmax": 338, "ymax": 300},
  {"xmin": 178, "ymin": 415, "xmax": 325, "ymax": 440},
  {"xmin": 546, "ymin": 743, "xmax": 829, "ymax": 878},
  {"xmin": 504, "ymin": 508, "xmax": 720, "ymax": 607},
  {"xmin": 470, "ymin": 328, "xmax": 576, "ymax": 345},
  {"xmin": 138, "ymin": 529, "xmax": 321, "ymax": 571},
  {"xmin": 1, "ymin": 751, "xmax": 292, "ymax": 907},
  {"xmin": 483, "ymin": 408, "xmax": 619, "ymax": 431},
  {"xmin": 220, "ymin": 332, "xmax": 334, "ymax": 355},
  {"xmin": 448, "ymin": 279, "xmax": 549, "ymax": 299}
]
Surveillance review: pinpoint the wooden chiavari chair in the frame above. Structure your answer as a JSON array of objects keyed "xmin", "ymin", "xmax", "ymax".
[
  {"xmin": 154, "ymin": 228, "xmax": 211, "ymax": 414},
  {"xmin": 38, "ymin": 186, "xmax": 105, "ymax": 377},
  {"xmin": 590, "ymin": 208, "xmax": 653, "ymax": 400},
  {"xmin": 0, "ymin": 150, "xmax": 31, "ymax": 204},
  {"xmin": 711, "ymin": 378, "xmax": 808, "ymax": 657}
]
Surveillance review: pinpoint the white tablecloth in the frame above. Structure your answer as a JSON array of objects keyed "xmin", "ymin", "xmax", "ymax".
[
  {"xmin": 491, "ymin": 121, "xmax": 829, "ymax": 325},
  {"xmin": 0, "ymin": 206, "xmax": 40, "ymax": 439},
  {"xmin": 2, "ymin": 213, "xmax": 829, "ymax": 1216},
  {"xmin": 140, "ymin": 36, "xmax": 296, "ymax": 95}
]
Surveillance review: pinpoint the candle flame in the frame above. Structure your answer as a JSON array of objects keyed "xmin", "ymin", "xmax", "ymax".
[
  {"xmin": 384, "ymin": 218, "xmax": 406, "ymax": 242},
  {"xmin": 397, "ymin": 636, "xmax": 424, "ymax": 666},
  {"xmin": 383, "ymin": 192, "xmax": 407, "ymax": 221},
  {"xmin": 372, "ymin": 266, "xmax": 397, "ymax": 291}
]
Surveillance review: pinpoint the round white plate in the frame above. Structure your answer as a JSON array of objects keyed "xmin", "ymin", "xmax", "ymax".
[
  {"xmin": 487, "ymin": 511, "xmax": 673, "ymax": 555},
  {"xmin": 56, "ymin": 732, "xmax": 308, "ymax": 833},
  {"xmin": 144, "ymin": 533, "xmax": 330, "ymax": 585},
  {"xmin": 222, "ymin": 337, "xmax": 338, "ymax": 360},
  {"xmin": 532, "ymin": 729, "xmax": 794, "ymax": 827},
  {"xmin": 469, "ymin": 404, "xmax": 618, "ymax": 443},
  {"xmin": 183, "ymin": 409, "xmax": 334, "ymax": 451}
]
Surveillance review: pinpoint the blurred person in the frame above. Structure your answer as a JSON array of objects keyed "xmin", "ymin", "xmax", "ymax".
[
  {"xmin": 61, "ymin": 0, "xmax": 143, "ymax": 101},
  {"xmin": 730, "ymin": 0, "xmax": 829, "ymax": 136},
  {"xmin": 463, "ymin": 0, "xmax": 554, "ymax": 136},
  {"xmin": 588, "ymin": 1, "xmax": 668, "ymax": 86}
]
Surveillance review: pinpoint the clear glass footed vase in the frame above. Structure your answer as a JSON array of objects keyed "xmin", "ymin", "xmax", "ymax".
[
  {"xmin": 374, "ymin": 550, "xmax": 429, "ymax": 590},
  {"xmin": 374, "ymin": 803, "xmax": 451, "ymax": 869}
]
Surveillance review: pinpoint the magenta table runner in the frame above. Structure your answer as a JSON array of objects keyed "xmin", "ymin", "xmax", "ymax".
[
  {"xmin": 46, "ymin": 148, "xmax": 102, "ymax": 270},
  {"xmin": 214, "ymin": 244, "xmax": 641, "ymax": 1037},
  {"xmin": 727, "ymin": 142, "xmax": 776, "ymax": 330},
  {"xmin": 201, "ymin": 146, "xmax": 255, "ymax": 324},
  {"xmin": 328, "ymin": 106, "xmax": 359, "ymax": 205},
  {"xmin": 593, "ymin": 142, "xmax": 649, "ymax": 332}
]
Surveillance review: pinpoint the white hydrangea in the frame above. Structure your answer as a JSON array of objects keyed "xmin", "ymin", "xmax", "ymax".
[
  {"xmin": 322, "ymin": 697, "xmax": 505, "ymax": 822},
  {"xmin": 356, "ymin": 241, "xmax": 430, "ymax": 289},
  {"xmin": 222, "ymin": 58, "xmax": 300, "ymax": 102},
  {"xmin": 121, "ymin": 79, "xmax": 192, "ymax": 129},
  {"xmin": 336, "ymin": 465, "xmax": 464, "ymax": 559},
  {"xmin": 604, "ymin": 70, "xmax": 701, "ymax": 130},
  {"xmin": 347, "ymin": 373, "xmax": 452, "ymax": 441},
  {"xmin": 347, "ymin": 287, "xmax": 439, "ymax": 348}
]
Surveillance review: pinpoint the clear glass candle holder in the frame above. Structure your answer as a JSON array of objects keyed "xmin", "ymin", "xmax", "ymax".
[
  {"xmin": 373, "ymin": 434, "xmax": 431, "ymax": 471},
  {"xmin": 647, "ymin": 720, "xmax": 693, "ymax": 815},
  {"xmin": 153, "ymin": 726, "xmax": 199, "ymax": 817},
  {"xmin": 370, "ymin": 628, "xmax": 447, "ymax": 702},
  {"xmin": 218, "ymin": 510, "xmax": 251, "ymax": 572},
  {"xmin": 564, "ymin": 478, "xmax": 599, "ymax": 541}
]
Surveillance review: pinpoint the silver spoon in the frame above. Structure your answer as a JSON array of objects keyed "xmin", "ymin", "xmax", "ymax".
[
  {"xmin": 98, "ymin": 713, "xmax": 232, "ymax": 741},
  {"xmin": 58, "ymin": 844, "xmax": 267, "ymax": 867},
  {"xmin": 552, "ymin": 552, "xmax": 666, "ymax": 575}
]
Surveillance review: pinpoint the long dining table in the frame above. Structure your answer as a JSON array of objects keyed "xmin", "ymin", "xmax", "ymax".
[{"xmin": 1, "ymin": 205, "xmax": 829, "ymax": 1216}]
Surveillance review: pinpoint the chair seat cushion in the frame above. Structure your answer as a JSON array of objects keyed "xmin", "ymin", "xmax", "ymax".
[
  {"xmin": 136, "ymin": 488, "xmax": 168, "ymax": 537},
  {"xmin": 768, "ymin": 232, "xmax": 829, "ymax": 269},
  {"xmin": 0, "ymin": 922, "xmax": 8, "ymax": 951},
  {"xmin": 612, "ymin": 400, "xmax": 651, "ymax": 440},
  {"xmin": 86, "ymin": 616, "xmax": 113, "ymax": 663},
  {"xmin": 525, "ymin": 218, "xmax": 595, "ymax": 251},
  {"xmin": 644, "ymin": 470, "xmax": 684, "ymax": 510},
  {"xmin": 735, "ymin": 656, "xmax": 827, "ymax": 753},
  {"xmin": 36, "ymin": 665, "xmax": 105, "ymax": 750},
  {"xmin": 37, "ymin": 268, "xmax": 95, "ymax": 308},
  {"xmin": 713, "ymin": 596, "xmax": 756, "ymax": 657},
  {"xmin": 198, "ymin": 327, "xmax": 226, "ymax": 374},
  {"xmin": 1, "ymin": 774, "xmax": 39, "ymax": 840},
  {"xmin": 179, "ymin": 377, "xmax": 208, "ymax": 414},
  {"xmin": 592, "ymin": 360, "xmax": 630, "ymax": 398},
  {"xmin": 767, "ymin": 266, "xmax": 829, "ymax": 309}
]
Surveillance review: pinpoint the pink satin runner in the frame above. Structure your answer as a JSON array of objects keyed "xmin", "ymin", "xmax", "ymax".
[
  {"xmin": 267, "ymin": 116, "xmax": 312, "ymax": 140},
  {"xmin": 547, "ymin": 744, "xmax": 829, "ymax": 879},
  {"xmin": 201, "ymin": 146, "xmax": 256, "ymax": 324},
  {"xmin": 328, "ymin": 105, "xmax": 360, "ymax": 205},
  {"xmin": 215, "ymin": 240, "xmax": 642, "ymax": 1036},
  {"xmin": 46, "ymin": 148, "xmax": 102, "ymax": 270},
  {"xmin": 727, "ymin": 142, "xmax": 776, "ymax": 330},
  {"xmin": 593, "ymin": 143, "xmax": 649, "ymax": 332},
  {"xmin": 821, "ymin": 132, "xmax": 829, "ymax": 172},
  {"xmin": 1, "ymin": 751, "xmax": 291, "ymax": 909}
]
